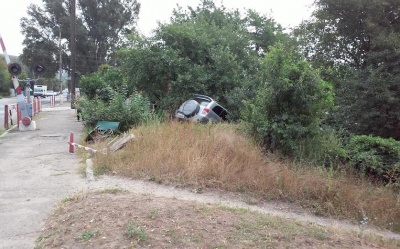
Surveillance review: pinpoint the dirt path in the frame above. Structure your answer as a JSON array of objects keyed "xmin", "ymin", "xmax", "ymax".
[
  {"xmin": 87, "ymin": 174, "xmax": 400, "ymax": 239},
  {"xmin": 0, "ymin": 105, "xmax": 399, "ymax": 249}
]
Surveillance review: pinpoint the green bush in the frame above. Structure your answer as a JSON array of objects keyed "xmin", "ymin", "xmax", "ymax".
[
  {"xmin": 295, "ymin": 127, "xmax": 348, "ymax": 168},
  {"xmin": 347, "ymin": 135, "xmax": 400, "ymax": 185},
  {"xmin": 79, "ymin": 91, "xmax": 152, "ymax": 132},
  {"xmin": 79, "ymin": 65, "xmax": 125, "ymax": 100},
  {"xmin": 241, "ymin": 44, "xmax": 334, "ymax": 157}
]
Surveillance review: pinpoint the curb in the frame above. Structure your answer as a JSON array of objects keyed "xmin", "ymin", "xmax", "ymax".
[
  {"xmin": 86, "ymin": 159, "xmax": 95, "ymax": 181},
  {"xmin": 0, "ymin": 124, "xmax": 17, "ymax": 138}
]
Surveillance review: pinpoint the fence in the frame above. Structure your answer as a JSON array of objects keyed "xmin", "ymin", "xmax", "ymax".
[{"xmin": 3, "ymin": 97, "xmax": 42, "ymax": 129}]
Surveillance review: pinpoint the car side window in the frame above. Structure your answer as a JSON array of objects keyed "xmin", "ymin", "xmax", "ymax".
[{"xmin": 212, "ymin": 106, "xmax": 228, "ymax": 120}]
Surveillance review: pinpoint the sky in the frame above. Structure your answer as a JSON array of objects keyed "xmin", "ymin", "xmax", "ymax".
[{"xmin": 0, "ymin": 0, "xmax": 315, "ymax": 57}]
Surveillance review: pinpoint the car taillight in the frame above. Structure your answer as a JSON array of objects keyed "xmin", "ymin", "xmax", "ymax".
[{"xmin": 202, "ymin": 108, "xmax": 210, "ymax": 115}]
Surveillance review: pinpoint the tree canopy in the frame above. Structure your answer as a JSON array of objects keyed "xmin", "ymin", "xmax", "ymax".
[
  {"xmin": 295, "ymin": 0, "xmax": 400, "ymax": 140},
  {"xmin": 20, "ymin": 0, "xmax": 140, "ymax": 79},
  {"xmin": 0, "ymin": 60, "xmax": 9, "ymax": 95},
  {"xmin": 120, "ymin": 0, "xmax": 287, "ymax": 117}
]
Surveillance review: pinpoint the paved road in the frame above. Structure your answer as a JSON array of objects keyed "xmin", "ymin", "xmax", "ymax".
[{"xmin": 0, "ymin": 101, "xmax": 85, "ymax": 249}]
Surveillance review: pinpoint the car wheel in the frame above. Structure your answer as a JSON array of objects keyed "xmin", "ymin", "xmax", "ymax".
[{"xmin": 181, "ymin": 100, "xmax": 199, "ymax": 117}]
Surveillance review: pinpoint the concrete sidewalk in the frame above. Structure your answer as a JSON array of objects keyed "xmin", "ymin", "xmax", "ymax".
[{"xmin": 0, "ymin": 102, "xmax": 86, "ymax": 249}]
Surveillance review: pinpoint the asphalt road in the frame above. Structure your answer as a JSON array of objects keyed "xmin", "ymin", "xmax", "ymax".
[{"xmin": 0, "ymin": 101, "xmax": 85, "ymax": 249}]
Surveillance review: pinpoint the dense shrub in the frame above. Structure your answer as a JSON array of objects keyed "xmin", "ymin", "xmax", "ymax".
[
  {"xmin": 294, "ymin": 127, "xmax": 348, "ymax": 168},
  {"xmin": 241, "ymin": 44, "xmax": 334, "ymax": 157},
  {"xmin": 347, "ymin": 135, "xmax": 400, "ymax": 185},
  {"xmin": 79, "ymin": 91, "xmax": 152, "ymax": 132},
  {"xmin": 79, "ymin": 65, "xmax": 125, "ymax": 100}
]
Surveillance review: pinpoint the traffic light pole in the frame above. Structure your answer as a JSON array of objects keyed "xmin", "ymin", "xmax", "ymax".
[{"xmin": 70, "ymin": 0, "xmax": 76, "ymax": 109}]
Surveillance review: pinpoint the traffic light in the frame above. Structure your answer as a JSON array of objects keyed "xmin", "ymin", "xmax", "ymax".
[
  {"xmin": 8, "ymin": 63, "xmax": 21, "ymax": 76},
  {"xmin": 33, "ymin": 63, "xmax": 46, "ymax": 74}
]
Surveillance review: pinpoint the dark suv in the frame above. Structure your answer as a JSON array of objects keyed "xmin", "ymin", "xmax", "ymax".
[{"xmin": 175, "ymin": 94, "xmax": 229, "ymax": 123}]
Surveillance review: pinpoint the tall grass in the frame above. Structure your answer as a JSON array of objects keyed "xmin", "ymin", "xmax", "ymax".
[{"xmin": 93, "ymin": 121, "xmax": 400, "ymax": 232}]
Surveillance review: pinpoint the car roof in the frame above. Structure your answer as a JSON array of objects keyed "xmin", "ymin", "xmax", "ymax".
[{"xmin": 191, "ymin": 94, "xmax": 214, "ymax": 102}]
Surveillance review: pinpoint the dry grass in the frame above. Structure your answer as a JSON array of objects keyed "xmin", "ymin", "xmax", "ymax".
[
  {"xmin": 93, "ymin": 121, "xmax": 400, "ymax": 232},
  {"xmin": 36, "ymin": 191, "xmax": 400, "ymax": 249}
]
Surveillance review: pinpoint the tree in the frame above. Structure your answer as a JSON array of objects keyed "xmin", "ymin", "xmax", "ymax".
[
  {"xmin": 295, "ymin": 0, "xmax": 400, "ymax": 140},
  {"xmin": 241, "ymin": 44, "xmax": 334, "ymax": 156},
  {"xmin": 79, "ymin": 64, "xmax": 125, "ymax": 100},
  {"xmin": 0, "ymin": 60, "xmax": 10, "ymax": 96},
  {"xmin": 120, "ymin": 0, "xmax": 286, "ymax": 118},
  {"xmin": 20, "ymin": 0, "xmax": 140, "ymax": 79},
  {"xmin": 296, "ymin": 0, "xmax": 400, "ymax": 69},
  {"xmin": 245, "ymin": 9, "xmax": 284, "ymax": 56}
]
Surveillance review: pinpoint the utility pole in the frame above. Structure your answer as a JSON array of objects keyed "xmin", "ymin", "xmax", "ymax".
[
  {"xmin": 58, "ymin": 26, "xmax": 63, "ymax": 104},
  {"xmin": 70, "ymin": 0, "xmax": 76, "ymax": 109}
]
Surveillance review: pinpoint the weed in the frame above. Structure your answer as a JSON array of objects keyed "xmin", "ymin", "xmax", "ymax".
[
  {"xmin": 190, "ymin": 230, "xmax": 205, "ymax": 243},
  {"xmin": 236, "ymin": 184, "xmax": 248, "ymax": 193},
  {"xmin": 61, "ymin": 196, "xmax": 76, "ymax": 203},
  {"xmin": 165, "ymin": 228, "xmax": 179, "ymax": 243},
  {"xmin": 79, "ymin": 229, "xmax": 98, "ymax": 241},
  {"xmin": 126, "ymin": 219, "xmax": 147, "ymax": 241},
  {"xmin": 218, "ymin": 206, "xmax": 249, "ymax": 214},
  {"xmin": 35, "ymin": 232, "xmax": 54, "ymax": 242},
  {"xmin": 242, "ymin": 196, "xmax": 258, "ymax": 205},
  {"xmin": 93, "ymin": 163, "xmax": 108, "ymax": 175},
  {"xmin": 147, "ymin": 209, "xmax": 159, "ymax": 219},
  {"xmin": 96, "ymin": 188, "xmax": 125, "ymax": 195}
]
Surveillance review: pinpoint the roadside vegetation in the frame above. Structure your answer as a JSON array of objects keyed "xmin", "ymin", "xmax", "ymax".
[
  {"xmin": 74, "ymin": 0, "xmax": 399, "ymax": 233},
  {"xmin": 19, "ymin": 0, "xmax": 400, "ymax": 245},
  {"xmin": 91, "ymin": 121, "xmax": 400, "ymax": 233}
]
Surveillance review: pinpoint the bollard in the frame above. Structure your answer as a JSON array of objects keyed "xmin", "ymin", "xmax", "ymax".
[
  {"xmin": 17, "ymin": 104, "xmax": 21, "ymax": 128},
  {"xmin": 33, "ymin": 98, "xmax": 36, "ymax": 115},
  {"xmin": 69, "ymin": 132, "xmax": 75, "ymax": 153},
  {"xmin": 4, "ymin": 105, "xmax": 9, "ymax": 129},
  {"xmin": 68, "ymin": 132, "xmax": 98, "ymax": 154},
  {"xmin": 50, "ymin": 95, "xmax": 55, "ymax": 107}
]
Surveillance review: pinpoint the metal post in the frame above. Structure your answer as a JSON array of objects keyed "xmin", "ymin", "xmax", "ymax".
[
  {"xmin": 58, "ymin": 27, "xmax": 63, "ymax": 104},
  {"xmin": 4, "ymin": 105, "xmax": 9, "ymax": 129},
  {"xmin": 70, "ymin": 0, "xmax": 76, "ymax": 109}
]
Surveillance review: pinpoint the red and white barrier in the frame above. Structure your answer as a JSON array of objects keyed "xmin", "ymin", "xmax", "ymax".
[
  {"xmin": 33, "ymin": 96, "xmax": 42, "ymax": 113},
  {"xmin": 0, "ymin": 34, "xmax": 10, "ymax": 65},
  {"xmin": 68, "ymin": 132, "xmax": 97, "ymax": 154},
  {"xmin": 3, "ymin": 104, "xmax": 17, "ymax": 129},
  {"xmin": 1, "ymin": 34, "xmax": 35, "ymax": 127},
  {"xmin": 3, "ymin": 97, "xmax": 42, "ymax": 129}
]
